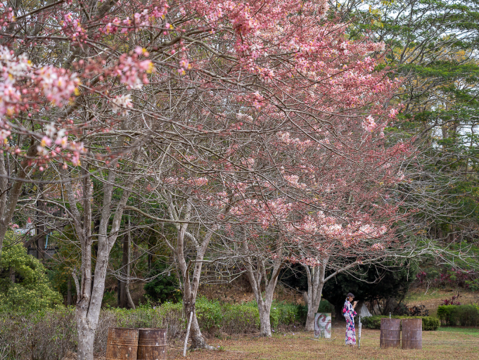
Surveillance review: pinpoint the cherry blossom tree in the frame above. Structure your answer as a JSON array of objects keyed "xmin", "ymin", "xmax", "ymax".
[{"xmin": 0, "ymin": 0, "xmax": 416, "ymax": 356}]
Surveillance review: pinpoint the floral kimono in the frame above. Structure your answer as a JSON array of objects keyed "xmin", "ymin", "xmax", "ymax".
[{"xmin": 343, "ymin": 300, "xmax": 357, "ymax": 345}]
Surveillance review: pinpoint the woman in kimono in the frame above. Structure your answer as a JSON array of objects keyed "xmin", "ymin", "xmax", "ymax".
[{"xmin": 342, "ymin": 292, "xmax": 358, "ymax": 346}]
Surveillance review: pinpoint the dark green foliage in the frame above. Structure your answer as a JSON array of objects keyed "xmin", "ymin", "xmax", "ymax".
[
  {"xmin": 279, "ymin": 264, "xmax": 308, "ymax": 292},
  {"xmin": 361, "ymin": 315, "xmax": 440, "ymax": 331},
  {"xmin": 318, "ymin": 299, "xmax": 335, "ymax": 314},
  {"xmin": 437, "ymin": 305, "xmax": 479, "ymax": 326},
  {"xmin": 144, "ymin": 261, "xmax": 181, "ymax": 303},
  {"xmin": 281, "ymin": 264, "xmax": 414, "ymax": 317},
  {"xmin": 322, "ymin": 263, "xmax": 416, "ymax": 317}
]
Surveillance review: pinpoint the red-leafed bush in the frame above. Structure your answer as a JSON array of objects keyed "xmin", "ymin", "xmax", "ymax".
[{"xmin": 442, "ymin": 293, "xmax": 461, "ymax": 306}]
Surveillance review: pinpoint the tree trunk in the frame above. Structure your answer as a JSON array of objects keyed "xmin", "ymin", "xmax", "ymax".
[
  {"xmin": 304, "ymin": 259, "xmax": 328, "ymax": 331},
  {"xmin": 67, "ymin": 277, "xmax": 72, "ymax": 306},
  {"xmin": 63, "ymin": 134, "xmax": 138, "ymax": 360},
  {"xmin": 243, "ymin": 246, "xmax": 283, "ymax": 337},
  {"xmin": 172, "ymin": 200, "xmax": 217, "ymax": 349},
  {"xmin": 119, "ymin": 234, "xmax": 129, "ymax": 308},
  {"xmin": 304, "ymin": 282, "xmax": 325, "ymax": 331},
  {"xmin": 125, "ymin": 216, "xmax": 135, "ymax": 309},
  {"xmin": 189, "ymin": 311, "xmax": 208, "ymax": 349},
  {"xmin": 76, "ymin": 315, "xmax": 96, "ymax": 360},
  {"xmin": 76, "ymin": 240, "xmax": 113, "ymax": 360},
  {"xmin": 258, "ymin": 303, "xmax": 272, "ymax": 336},
  {"xmin": 246, "ymin": 273, "xmax": 277, "ymax": 336}
]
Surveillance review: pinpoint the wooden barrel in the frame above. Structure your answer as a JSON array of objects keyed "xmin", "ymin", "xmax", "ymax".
[
  {"xmin": 402, "ymin": 319, "xmax": 422, "ymax": 349},
  {"xmin": 106, "ymin": 328, "xmax": 139, "ymax": 360},
  {"xmin": 137, "ymin": 328, "xmax": 167, "ymax": 360},
  {"xmin": 380, "ymin": 318, "xmax": 401, "ymax": 348}
]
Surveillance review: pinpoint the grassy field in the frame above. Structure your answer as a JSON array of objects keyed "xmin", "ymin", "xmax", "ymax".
[
  {"xmin": 168, "ymin": 326, "xmax": 479, "ymax": 360},
  {"xmin": 437, "ymin": 327, "xmax": 479, "ymax": 335}
]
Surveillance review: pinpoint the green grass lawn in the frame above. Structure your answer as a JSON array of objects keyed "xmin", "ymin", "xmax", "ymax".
[{"xmin": 437, "ymin": 327, "xmax": 479, "ymax": 335}]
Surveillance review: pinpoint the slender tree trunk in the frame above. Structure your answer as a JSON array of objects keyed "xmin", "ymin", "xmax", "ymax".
[
  {"xmin": 303, "ymin": 259, "xmax": 328, "ymax": 331},
  {"xmin": 178, "ymin": 246, "xmax": 213, "ymax": 349},
  {"xmin": 63, "ymin": 161, "xmax": 136, "ymax": 360},
  {"xmin": 126, "ymin": 216, "xmax": 135, "ymax": 309},
  {"xmin": 119, "ymin": 234, "xmax": 129, "ymax": 308},
  {"xmin": 243, "ymin": 245, "xmax": 283, "ymax": 337},
  {"xmin": 67, "ymin": 277, "xmax": 72, "ymax": 306},
  {"xmin": 173, "ymin": 200, "xmax": 216, "ymax": 349},
  {"xmin": 245, "ymin": 266, "xmax": 279, "ymax": 336}
]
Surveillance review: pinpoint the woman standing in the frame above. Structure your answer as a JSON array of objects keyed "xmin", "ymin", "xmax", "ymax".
[{"xmin": 343, "ymin": 292, "xmax": 358, "ymax": 346}]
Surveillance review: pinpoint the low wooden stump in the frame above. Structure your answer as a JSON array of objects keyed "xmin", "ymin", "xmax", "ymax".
[{"xmin": 380, "ymin": 318, "xmax": 401, "ymax": 349}]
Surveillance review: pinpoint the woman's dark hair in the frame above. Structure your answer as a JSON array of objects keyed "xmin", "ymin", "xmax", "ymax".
[{"xmin": 347, "ymin": 292, "xmax": 355, "ymax": 299}]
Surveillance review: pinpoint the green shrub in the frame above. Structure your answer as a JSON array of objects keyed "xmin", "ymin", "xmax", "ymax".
[
  {"xmin": 0, "ymin": 238, "xmax": 62, "ymax": 313},
  {"xmin": 437, "ymin": 304, "xmax": 479, "ymax": 326},
  {"xmin": 195, "ymin": 297, "xmax": 224, "ymax": 331},
  {"xmin": 221, "ymin": 303, "xmax": 259, "ymax": 333},
  {"xmin": 361, "ymin": 315, "xmax": 382, "ymax": 329},
  {"xmin": 318, "ymin": 299, "xmax": 335, "ymax": 314},
  {"xmin": 421, "ymin": 316, "xmax": 441, "ymax": 331},
  {"xmin": 275, "ymin": 302, "xmax": 300, "ymax": 325},
  {"xmin": 361, "ymin": 315, "xmax": 440, "ymax": 331}
]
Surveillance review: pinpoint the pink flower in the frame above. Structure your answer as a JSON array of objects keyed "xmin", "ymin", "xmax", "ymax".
[
  {"xmin": 41, "ymin": 136, "xmax": 52, "ymax": 147},
  {"xmin": 362, "ymin": 115, "xmax": 377, "ymax": 132}
]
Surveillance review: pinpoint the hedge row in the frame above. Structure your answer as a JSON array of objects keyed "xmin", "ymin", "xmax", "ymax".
[
  {"xmin": 0, "ymin": 298, "xmax": 305, "ymax": 360},
  {"xmin": 437, "ymin": 305, "xmax": 479, "ymax": 326},
  {"xmin": 361, "ymin": 315, "xmax": 440, "ymax": 331}
]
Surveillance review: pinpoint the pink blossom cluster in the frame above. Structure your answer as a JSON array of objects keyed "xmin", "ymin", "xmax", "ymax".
[
  {"xmin": 115, "ymin": 53, "xmax": 154, "ymax": 89},
  {"xmin": 283, "ymin": 175, "xmax": 307, "ymax": 190},
  {"xmin": 0, "ymin": 46, "xmax": 31, "ymax": 117},
  {"xmin": 99, "ymin": 2, "xmax": 169, "ymax": 35},
  {"xmin": 62, "ymin": 12, "xmax": 86, "ymax": 41},
  {"xmin": 111, "ymin": 94, "xmax": 133, "ymax": 115},
  {"xmin": 285, "ymin": 212, "xmax": 389, "ymax": 250},
  {"xmin": 371, "ymin": 243, "xmax": 385, "ymax": 251},
  {"xmin": 362, "ymin": 115, "xmax": 377, "ymax": 132},
  {"xmin": 37, "ymin": 66, "xmax": 80, "ymax": 105},
  {"xmin": 277, "ymin": 132, "xmax": 314, "ymax": 151},
  {"xmin": 230, "ymin": 198, "xmax": 293, "ymax": 229},
  {"xmin": 37, "ymin": 123, "xmax": 86, "ymax": 167},
  {"xmin": 0, "ymin": 45, "xmax": 79, "ymax": 120}
]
